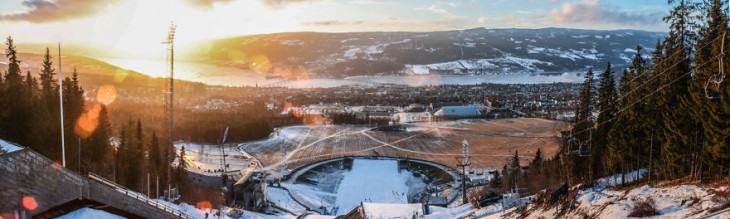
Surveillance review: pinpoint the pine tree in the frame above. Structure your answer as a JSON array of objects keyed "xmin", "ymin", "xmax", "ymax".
[
  {"xmin": 688, "ymin": 0, "xmax": 730, "ymax": 179},
  {"xmin": 568, "ymin": 68, "xmax": 595, "ymax": 183},
  {"xmin": 0, "ymin": 36, "xmax": 32, "ymax": 148},
  {"xmin": 39, "ymin": 47, "xmax": 57, "ymax": 109},
  {"xmin": 530, "ymin": 148, "xmax": 543, "ymax": 174},
  {"xmin": 594, "ymin": 62, "xmax": 618, "ymax": 178},
  {"xmin": 511, "ymin": 150, "xmax": 520, "ymax": 171},
  {"xmin": 135, "ymin": 119, "xmax": 146, "ymax": 190},
  {"xmin": 608, "ymin": 69, "xmax": 633, "ymax": 184},
  {"xmin": 179, "ymin": 146, "xmax": 188, "ymax": 169},
  {"xmin": 657, "ymin": 0, "xmax": 701, "ymax": 179},
  {"xmin": 87, "ymin": 105, "xmax": 113, "ymax": 175},
  {"xmin": 490, "ymin": 170, "xmax": 503, "ymax": 190},
  {"xmin": 573, "ymin": 68, "xmax": 595, "ymax": 146},
  {"xmin": 149, "ymin": 131, "xmax": 162, "ymax": 179},
  {"xmin": 116, "ymin": 127, "xmax": 128, "ymax": 184},
  {"xmin": 123, "ymin": 119, "xmax": 141, "ymax": 190}
]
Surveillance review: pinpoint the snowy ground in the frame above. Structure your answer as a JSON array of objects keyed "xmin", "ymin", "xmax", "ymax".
[
  {"xmin": 56, "ymin": 208, "xmax": 125, "ymax": 219},
  {"xmin": 481, "ymin": 171, "xmax": 730, "ymax": 219},
  {"xmin": 0, "ymin": 139, "xmax": 22, "ymax": 154},
  {"xmin": 333, "ymin": 159, "xmax": 413, "ymax": 214},
  {"xmin": 275, "ymin": 159, "xmax": 427, "ymax": 216},
  {"xmin": 267, "ymin": 187, "xmax": 310, "ymax": 215},
  {"xmin": 174, "ymin": 142, "xmax": 254, "ymax": 177}
]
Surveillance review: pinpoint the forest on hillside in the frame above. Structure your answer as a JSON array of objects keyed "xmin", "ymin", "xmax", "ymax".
[
  {"xmin": 490, "ymin": 0, "xmax": 730, "ymax": 198},
  {"xmin": 0, "ymin": 36, "xmax": 301, "ymax": 193}
]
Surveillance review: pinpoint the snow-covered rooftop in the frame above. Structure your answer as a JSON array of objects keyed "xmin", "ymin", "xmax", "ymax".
[{"xmin": 434, "ymin": 106, "xmax": 481, "ymax": 117}]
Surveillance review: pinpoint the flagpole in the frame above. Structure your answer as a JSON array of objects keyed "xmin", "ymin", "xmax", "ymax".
[{"xmin": 58, "ymin": 43, "xmax": 66, "ymax": 167}]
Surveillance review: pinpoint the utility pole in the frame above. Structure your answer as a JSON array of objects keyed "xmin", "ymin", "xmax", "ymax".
[
  {"xmin": 58, "ymin": 43, "xmax": 66, "ymax": 168},
  {"xmin": 77, "ymin": 138, "xmax": 81, "ymax": 173},
  {"xmin": 162, "ymin": 22, "xmax": 176, "ymax": 201},
  {"xmin": 220, "ymin": 127, "xmax": 229, "ymax": 204},
  {"xmin": 456, "ymin": 139, "xmax": 470, "ymax": 205}
]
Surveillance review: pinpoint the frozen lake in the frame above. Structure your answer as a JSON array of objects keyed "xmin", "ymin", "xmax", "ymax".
[{"xmin": 97, "ymin": 57, "xmax": 585, "ymax": 88}]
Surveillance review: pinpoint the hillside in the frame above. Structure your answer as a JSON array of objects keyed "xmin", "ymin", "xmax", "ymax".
[
  {"xmin": 0, "ymin": 52, "xmax": 206, "ymax": 96},
  {"xmin": 184, "ymin": 28, "xmax": 666, "ymax": 78}
]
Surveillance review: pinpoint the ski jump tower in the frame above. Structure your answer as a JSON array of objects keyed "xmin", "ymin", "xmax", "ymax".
[{"xmin": 162, "ymin": 23, "xmax": 177, "ymax": 200}]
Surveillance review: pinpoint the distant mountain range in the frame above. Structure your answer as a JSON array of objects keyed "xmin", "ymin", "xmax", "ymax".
[{"xmin": 184, "ymin": 28, "xmax": 666, "ymax": 78}]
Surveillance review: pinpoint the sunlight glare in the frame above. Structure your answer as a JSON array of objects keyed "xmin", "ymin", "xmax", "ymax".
[
  {"xmin": 74, "ymin": 103, "xmax": 103, "ymax": 139},
  {"xmin": 22, "ymin": 196, "xmax": 38, "ymax": 211},
  {"xmin": 249, "ymin": 55, "xmax": 272, "ymax": 74},
  {"xmin": 96, "ymin": 85, "xmax": 118, "ymax": 106}
]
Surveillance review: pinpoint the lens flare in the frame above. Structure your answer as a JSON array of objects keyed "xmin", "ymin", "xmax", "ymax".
[
  {"xmin": 22, "ymin": 196, "xmax": 38, "ymax": 211},
  {"xmin": 249, "ymin": 55, "xmax": 272, "ymax": 74},
  {"xmin": 196, "ymin": 201, "xmax": 212, "ymax": 209},
  {"xmin": 96, "ymin": 85, "xmax": 118, "ymax": 106},
  {"xmin": 74, "ymin": 103, "xmax": 102, "ymax": 139}
]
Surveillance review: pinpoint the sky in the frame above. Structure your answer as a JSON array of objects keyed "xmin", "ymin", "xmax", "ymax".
[{"xmin": 0, "ymin": 0, "xmax": 671, "ymax": 57}]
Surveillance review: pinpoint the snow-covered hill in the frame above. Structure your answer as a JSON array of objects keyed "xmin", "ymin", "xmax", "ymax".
[
  {"xmin": 187, "ymin": 28, "xmax": 665, "ymax": 78},
  {"xmin": 482, "ymin": 171, "xmax": 730, "ymax": 219}
]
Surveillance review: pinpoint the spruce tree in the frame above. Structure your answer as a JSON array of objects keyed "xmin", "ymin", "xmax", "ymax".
[
  {"xmin": 658, "ymin": 0, "xmax": 701, "ymax": 178},
  {"xmin": 594, "ymin": 62, "xmax": 618, "ymax": 178},
  {"xmin": 608, "ymin": 69, "xmax": 633, "ymax": 184},
  {"xmin": 116, "ymin": 127, "xmax": 128, "ymax": 184},
  {"xmin": 149, "ymin": 131, "xmax": 162, "ymax": 179},
  {"xmin": 1, "ymin": 36, "xmax": 32, "ymax": 147},
  {"xmin": 689, "ymin": 0, "xmax": 730, "ymax": 179},
  {"xmin": 87, "ymin": 105, "xmax": 113, "ymax": 174},
  {"xmin": 39, "ymin": 47, "xmax": 57, "ymax": 109}
]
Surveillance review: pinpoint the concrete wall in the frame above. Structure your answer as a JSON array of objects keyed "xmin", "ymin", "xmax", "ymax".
[{"xmin": 0, "ymin": 149, "xmax": 187, "ymax": 218}]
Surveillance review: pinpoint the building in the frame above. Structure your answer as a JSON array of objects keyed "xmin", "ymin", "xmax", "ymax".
[
  {"xmin": 232, "ymin": 170, "xmax": 267, "ymax": 212},
  {"xmin": 433, "ymin": 105, "xmax": 481, "ymax": 118}
]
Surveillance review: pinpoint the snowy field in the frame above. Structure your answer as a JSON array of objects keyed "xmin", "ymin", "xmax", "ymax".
[
  {"xmin": 273, "ymin": 159, "xmax": 428, "ymax": 215},
  {"xmin": 334, "ymin": 159, "xmax": 413, "ymax": 214}
]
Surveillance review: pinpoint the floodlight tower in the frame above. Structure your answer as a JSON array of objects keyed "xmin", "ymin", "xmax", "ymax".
[
  {"xmin": 456, "ymin": 139, "xmax": 471, "ymax": 205},
  {"xmin": 162, "ymin": 22, "xmax": 176, "ymax": 200}
]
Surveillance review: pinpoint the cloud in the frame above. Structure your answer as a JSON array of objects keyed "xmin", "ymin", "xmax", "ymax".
[
  {"xmin": 348, "ymin": 0, "xmax": 388, "ymax": 5},
  {"xmin": 261, "ymin": 0, "xmax": 320, "ymax": 9},
  {"xmin": 550, "ymin": 0, "xmax": 663, "ymax": 26},
  {"xmin": 182, "ymin": 0, "xmax": 234, "ymax": 9},
  {"xmin": 0, "ymin": 0, "xmax": 120, "ymax": 23},
  {"xmin": 184, "ymin": 0, "xmax": 319, "ymax": 9},
  {"xmin": 415, "ymin": 2, "xmax": 467, "ymax": 15},
  {"xmin": 303, "ymin": 20, "xmax": 364, "ymax": 26}
]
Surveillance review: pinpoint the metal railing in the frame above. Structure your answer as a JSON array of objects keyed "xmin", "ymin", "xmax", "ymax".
[{"xmin": 87, "ymin": 172, "xmax": 193, "ymax": 219}]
